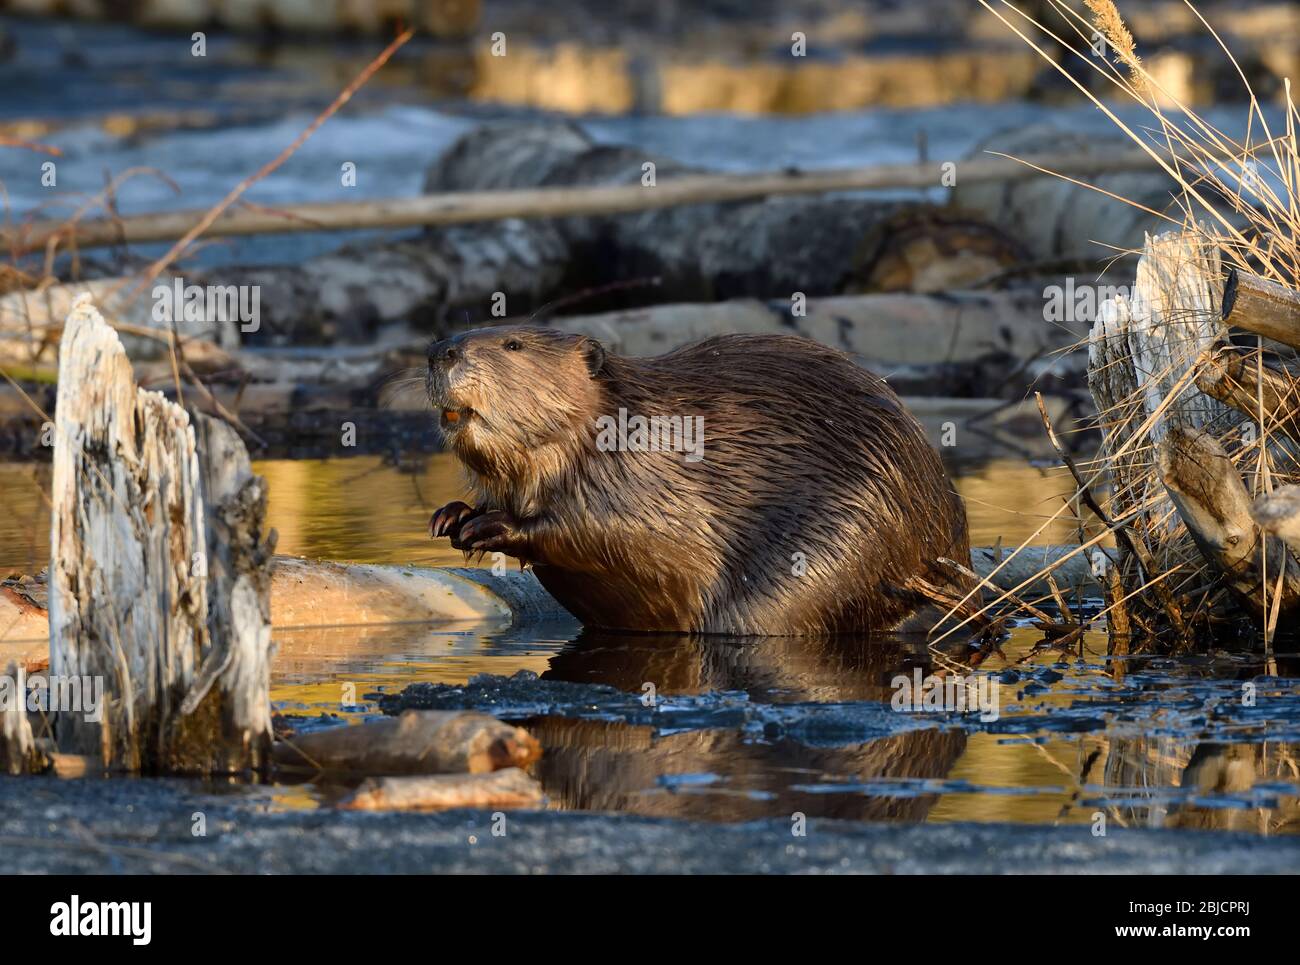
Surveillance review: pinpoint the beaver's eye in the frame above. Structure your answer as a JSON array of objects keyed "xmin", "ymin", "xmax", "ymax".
[{"xmin": 504, "ymin": 338, "xmax": 523, "ymax": 351}]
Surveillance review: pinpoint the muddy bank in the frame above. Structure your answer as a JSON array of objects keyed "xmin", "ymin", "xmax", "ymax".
[{"xmin": 1, "ymin": 774, "xmax": 1296, "ymax": 873}]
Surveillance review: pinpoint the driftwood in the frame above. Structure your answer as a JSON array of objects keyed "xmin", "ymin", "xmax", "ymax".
[
  {"xmin": 1222, "ymin": 268, "xmax": 1300, "ymax": 350},
  {"xmin": 5, "ymin": 146, "xmax": 1154, "ymax": 254},
  {"xmin": 1159, "ymin": 428, "xmax": 1300, "ymax": 616},
  {"xmin": 338, "ymin": 768, "xmax": 544, "ymax": 812},
  {"xmin": 1196, "ymin": 344, "xmax": 1300, "ymax": 443},
  {"xmin": 6, "ymin": 543, "xmax": 1103, "ymax": 653},
  {"xmin": 272, "ymin": 710, "xmax": 541, "ymax": 776},
  {"xmin": 47, "ymin": 295, "xmax": 274, "ymax": 773}
]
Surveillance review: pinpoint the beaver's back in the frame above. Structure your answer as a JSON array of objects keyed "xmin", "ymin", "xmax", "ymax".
[{"xmin": 539, "ymin": 333, "xmax": 970, "ymax": 634}]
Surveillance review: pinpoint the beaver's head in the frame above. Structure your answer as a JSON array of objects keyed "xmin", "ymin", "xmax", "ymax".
[{"xmin": 427, "ymin": 325, "xmax": 607, "ymax": 484}]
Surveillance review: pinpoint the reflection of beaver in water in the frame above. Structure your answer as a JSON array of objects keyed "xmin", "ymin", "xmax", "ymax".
[{"xmin": 427, "ymin": 325, "xmax": 969, "ymax": 635}]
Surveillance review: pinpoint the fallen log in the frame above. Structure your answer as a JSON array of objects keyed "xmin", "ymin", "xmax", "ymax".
[
  {"xmin": 47, "ymin": 295, "xmax": 274, "ymax": 774},
  {"xmin": 8, "ymin": 540, "xmax": 1107, "ymax": 649},
  {"xmin": 4, "ymin": 544, "xmax": 1106, "ymax": 652},
  {"xmin": 338, "ymin": 768, "xmax": 544, "ymax": 812},
  {"xmin": 1222, "ymin": 268, "xmax": 1300, "ymax": 351},
  {"xmin": 1196, "ymin": 344, "xmax": 1300, "ymax": 443},
  {"xmin": 1159, "ymin": 428, "xmax": 1300, "ymax": 617},
  {"xmin": 4, "ymin": 147, "xmax": 1157, "ymax": 254},
  {"xmin": 272, "ymin": 709, "xmax": 541, "ymax": 776},
  {"xmin": 0, "ymin": 276, "xmax": 239, "ymax": 370},
  {"xmin": 546, "ymin": 291, "xmax": 1070, "ymax": 367},
  {"xmin": 952, "ymin": 125, "xmax": 1177, "ymax": 262}
]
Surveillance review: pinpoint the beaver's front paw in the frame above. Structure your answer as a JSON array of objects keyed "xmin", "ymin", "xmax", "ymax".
[
  {"xmin": 453, "ymin": 509, "xmax": 522, "ymax": 555},
  {"xmin": 429, "ymin": 501, "xmax": 480, "ymax": 540}
]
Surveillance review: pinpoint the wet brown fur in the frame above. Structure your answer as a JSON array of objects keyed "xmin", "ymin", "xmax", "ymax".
[{"xmin": 427, "ymin": 325, "xmax": 969, "ymax": 635}]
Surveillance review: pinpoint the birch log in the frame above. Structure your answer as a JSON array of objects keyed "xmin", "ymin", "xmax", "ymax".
[{"xmin": 48, "ymin": 294, "xmax": 274, "ymax": 773}]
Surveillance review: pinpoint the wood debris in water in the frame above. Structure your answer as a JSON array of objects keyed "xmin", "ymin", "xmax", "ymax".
[
  {"xmin": 338, "ymin": 768, "xmax": 544, "ymax": 812},
  {"xmin": 272, "ymin": 709, "xmax": 541, "ymax": 777}
]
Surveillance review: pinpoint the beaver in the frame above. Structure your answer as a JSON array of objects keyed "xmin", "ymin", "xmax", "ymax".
[{"xmin": 426, "ymin": 325, "xmax": 969, "ymax": 635}]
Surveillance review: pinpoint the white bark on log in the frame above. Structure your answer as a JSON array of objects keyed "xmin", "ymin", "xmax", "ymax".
[{"xmin": 48, "ymin": 294, "xmax": 273, "ymax": 773}]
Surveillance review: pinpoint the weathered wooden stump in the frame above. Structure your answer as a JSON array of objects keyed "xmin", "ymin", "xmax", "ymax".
[{"xmin": 46, "ymin": 294, "xmax": 275, "ymax": 774}]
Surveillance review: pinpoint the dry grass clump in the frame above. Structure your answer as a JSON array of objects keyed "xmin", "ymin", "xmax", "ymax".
[{"xmin": 946, "ymin": 1, "xmax": 1300, "ymax": 655}]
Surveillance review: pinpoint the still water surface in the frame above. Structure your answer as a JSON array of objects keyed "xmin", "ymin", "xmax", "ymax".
[{"xmin": 3, "ymin": 454, "xmax": 1296, "ymax": 836}]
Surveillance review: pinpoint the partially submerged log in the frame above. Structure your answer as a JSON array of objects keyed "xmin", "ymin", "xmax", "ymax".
[
  {"xmin": 272, "ymin": 710, "xmax": 541, "ymax": 777},
  {"xmin": 47, "ymin": 295, "xmax": 274, "ymax": 773},
  {"xmin": 8, "ymin": 544, "xmax": 1103, "ymax": 651},
  {"xmin": 338, "ymin": 768, "xmax": 544, "ymax": 812}
]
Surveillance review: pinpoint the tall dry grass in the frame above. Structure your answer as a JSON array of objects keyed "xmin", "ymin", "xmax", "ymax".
[{"xmin": 944, "ymin": 0, "xmax": 1300, "ymax": 656}]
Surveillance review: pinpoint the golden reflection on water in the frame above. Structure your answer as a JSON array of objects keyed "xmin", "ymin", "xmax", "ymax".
[
  {"xmin": 3, "ymin": 455, "xmax": 1290, "ymax": 830},
  {"xmin": 257, "ymin": 453, "xmax": 1084, "ymax": 565},
  {"xmin": 0, "ymin": 454, "xmax": 1086, "ymax": 574}
]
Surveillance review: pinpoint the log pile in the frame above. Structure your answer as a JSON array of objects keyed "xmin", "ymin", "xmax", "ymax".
[{"xmin": 1079, "ymin": 231, "xmax": 1300, "ymax": 649}]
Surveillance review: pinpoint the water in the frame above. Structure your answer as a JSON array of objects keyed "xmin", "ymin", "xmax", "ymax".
[
  {"xmin": 5, "ymin": 453, "xmax": 1296, "ymax": 835},
  {"xmin": 2, "ymin": 14, "xmax": 1297, "ymax": 845}
]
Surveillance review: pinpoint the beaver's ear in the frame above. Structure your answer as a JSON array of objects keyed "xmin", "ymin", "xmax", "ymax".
[{"xmin": 579, "ymin": 337, "xmax": 606, "ymax": 378}]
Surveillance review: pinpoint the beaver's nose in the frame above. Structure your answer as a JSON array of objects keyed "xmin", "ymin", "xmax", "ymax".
[{"xmin": 432, "ymin": 344, "xmax": 460, "ymax": 368}]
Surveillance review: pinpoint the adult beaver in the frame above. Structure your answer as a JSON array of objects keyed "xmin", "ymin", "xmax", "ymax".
[{"xmin": 427, "ymin": 326, "xmax": 969, "ymax": 635}]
